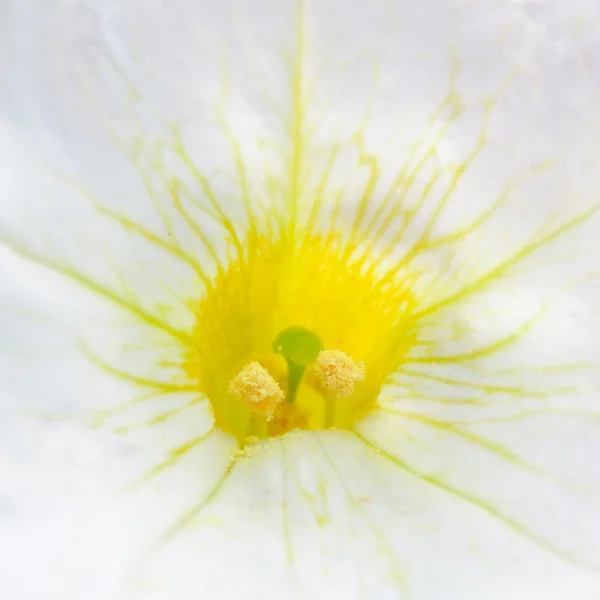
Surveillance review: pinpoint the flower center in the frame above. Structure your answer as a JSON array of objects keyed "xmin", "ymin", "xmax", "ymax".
[{"xmin": 184, "ymin": 228, "xmax": 418, "ymax": 443}]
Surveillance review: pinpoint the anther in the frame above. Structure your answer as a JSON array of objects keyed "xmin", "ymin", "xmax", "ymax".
[
  {"xmin": 228, "ymin": 361, "xmax": 284, "ymax": 420},
  {"xmin": 312, "ymin": 350, "xmax": 365, "ymax": 399}
]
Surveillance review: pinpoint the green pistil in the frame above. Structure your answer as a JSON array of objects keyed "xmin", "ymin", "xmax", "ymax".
[{"xmin": 272, "ymin": 326, "xmax": 323, "ymax": 402}]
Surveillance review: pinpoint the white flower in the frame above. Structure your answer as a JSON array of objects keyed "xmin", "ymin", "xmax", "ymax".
[{"xmin": 1, "ymin": 1, "xmax": 600, "ymax": 599}]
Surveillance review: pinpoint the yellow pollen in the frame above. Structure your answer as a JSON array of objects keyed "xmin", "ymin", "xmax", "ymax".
[
  {"xmin": 228, "ymin": 362, "xmax": 285, "ymax": 420},
  {"xmin": 312, "ymin": 350, "xmax": 366, "ymax": 399}
]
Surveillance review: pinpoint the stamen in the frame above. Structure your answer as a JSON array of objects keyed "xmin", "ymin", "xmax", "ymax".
[
  {"xmin": 228, "ymin": 362, "xmax": 284, "ymax": 420},
  {"xmin": 312, "ymin": 350, "xmax": 366, "ymax": 399}
]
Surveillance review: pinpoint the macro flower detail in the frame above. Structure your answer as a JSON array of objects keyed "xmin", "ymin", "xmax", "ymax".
[
  {"xmin": 1, "ymin": 2, "xmax": 600, "ymax": 600},
  {"xmin": 228, "ymin": 361, "xmax": 285, "ymax": 421},
  {"xmin": 311, "ymin": 349, "xmax": 366, "ymax": 400}
]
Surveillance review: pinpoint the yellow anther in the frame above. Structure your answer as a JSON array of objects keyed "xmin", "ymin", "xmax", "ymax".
[
  {"xmin": 312, "ymin": 350, "xmax": 365, "ymax": 399},
  {"xmin": 228, "ymin": 361, "xmax": 284, "ymax": 420}
]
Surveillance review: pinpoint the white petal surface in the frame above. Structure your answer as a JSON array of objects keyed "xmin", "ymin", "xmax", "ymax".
[{"xmin": 1, "ymin": 1, "xmax": 600, "ymax": 600}]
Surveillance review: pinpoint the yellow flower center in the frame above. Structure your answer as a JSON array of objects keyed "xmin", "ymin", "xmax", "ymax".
[{"xmin": 184, "ymin": 227, "xmax": 419, "ymax": 443}]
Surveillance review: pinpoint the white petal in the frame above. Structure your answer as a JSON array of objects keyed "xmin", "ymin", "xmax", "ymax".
[
  {"xmin": 125, "ymin": 432, "xmax": 600, "ymax": 600},
  {"xmin": 1, "ymin": 2, "xmax": 600, "ymax": 600}
]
